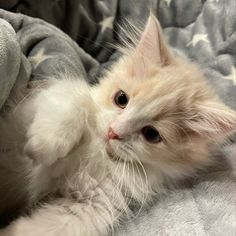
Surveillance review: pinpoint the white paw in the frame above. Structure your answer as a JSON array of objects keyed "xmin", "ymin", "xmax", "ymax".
[
  {"xmin": 24, "ymin": 117, "xmax": 81, "ymax": 166},
  {"xmin": 24, "ymin": 134, "xmax": 73, "ymax": 166},
  {"xmin": 24, "ymin": 90, "xmax": 84, "ymax": 166}
]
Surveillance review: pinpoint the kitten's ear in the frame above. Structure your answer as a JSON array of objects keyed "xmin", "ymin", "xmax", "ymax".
[
  {"xmin": 134, "ymin": 13, "xmax": 172, "ymax": 69},
  {"xmin": 186, "ymin": 101, "xmax": 236, "ymax": 140}
]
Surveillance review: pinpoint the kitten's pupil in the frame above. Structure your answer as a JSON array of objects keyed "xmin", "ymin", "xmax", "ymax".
[
  {"xmin": 114, "ymin": 90, "xmax": 128, "ymax": 108},
  {"xmin": 142, "ymin": 126, "xmax": 161, "ymax": 143}
]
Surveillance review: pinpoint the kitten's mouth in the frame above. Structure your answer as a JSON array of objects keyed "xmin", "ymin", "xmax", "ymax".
[{"xmin": 105, "ymin": 144, "xmax": 126, "ymax": 163}]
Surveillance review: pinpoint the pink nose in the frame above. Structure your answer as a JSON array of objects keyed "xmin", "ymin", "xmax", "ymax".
[{"xmin": 107, "ymin": 127, "xmax": 120, "ymax": 140}]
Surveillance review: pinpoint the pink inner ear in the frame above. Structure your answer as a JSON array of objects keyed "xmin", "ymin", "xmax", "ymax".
[
  {"xmin": 136, "ymin": 14, "xmax": 163, "ymax": 65},
  {"xmin": 132, "ymin": 13, "xmax": 172, "ymax": 78},
  {"xmin": 186, "ymin": 103, "xmax": 236, "ymax": 139}
]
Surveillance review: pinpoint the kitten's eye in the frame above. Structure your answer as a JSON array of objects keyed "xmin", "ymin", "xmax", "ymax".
[
  {"xmin": 142, "ymin": 126, "xmax": 162, "ymax": 143},
  {"xmin": 114, "ymin": 90, "xmax": 129, "ymax": 109}
]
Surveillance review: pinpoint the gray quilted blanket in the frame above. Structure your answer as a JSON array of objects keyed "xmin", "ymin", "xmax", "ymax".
[{"xmin": 0, "ymin": 0, "xmax": 235, "ymax": 235}]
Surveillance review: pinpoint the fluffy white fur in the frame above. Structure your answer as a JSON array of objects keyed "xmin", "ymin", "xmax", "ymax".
[{"xmin": 0, "ymin": 14, "xmax": 235, "ymax": 236}]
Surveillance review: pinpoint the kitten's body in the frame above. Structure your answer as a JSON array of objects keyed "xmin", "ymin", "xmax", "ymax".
[
  {"xmin": 0, "ymin": 15, "xmax": 235, "ymax": 236},
  {"xmin": 0, "ymin": 79, "xmax": 155, "ymax": 235}
]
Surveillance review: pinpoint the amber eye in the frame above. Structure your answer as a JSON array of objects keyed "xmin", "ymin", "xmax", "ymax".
[
  {"xmin": 114, "ymin": 90, "xmax": 129, "ymax": 109},
  {"xmin": 141, "ymin": 126, "xmax": 162, "ymax": 143}
]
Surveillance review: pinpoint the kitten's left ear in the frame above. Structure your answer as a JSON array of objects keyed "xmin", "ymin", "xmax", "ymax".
[
  {"xmin": 134, "ymin": 13, "xmax": 172, "ymax": 68},
  {"xmin": 186, "ymin": 101, "xmax": 236, "ymax": 140}
]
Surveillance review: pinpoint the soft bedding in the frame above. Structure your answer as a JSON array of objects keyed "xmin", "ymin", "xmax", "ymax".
[{"xmin": 0, "ymin": 0, "xmax": 235, "ymax": 235}]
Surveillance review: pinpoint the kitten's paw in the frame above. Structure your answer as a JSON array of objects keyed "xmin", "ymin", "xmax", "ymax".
[
  {"xmin": 24, "ymin": 133, "xmax": 76, "ymax": 166},
  {"xmin": 24, "ymin": 91, "xmax": 84, "ymax": 166}
]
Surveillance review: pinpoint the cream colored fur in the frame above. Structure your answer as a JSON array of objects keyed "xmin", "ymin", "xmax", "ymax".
[{"xmin": 0, "ymin": 14, "xmax": 235, "ymax": 236}]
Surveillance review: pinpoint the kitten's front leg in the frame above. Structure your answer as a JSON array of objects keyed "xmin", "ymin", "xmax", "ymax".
[
  {"xmin": 24, "ymin": 80, "xmax": 89, "ymax": 166},
  {"xmin": 0, "ymin": 198, "xmax": 117, "ymax": 236}
]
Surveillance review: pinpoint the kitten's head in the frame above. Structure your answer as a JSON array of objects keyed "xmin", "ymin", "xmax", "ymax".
[{"xmin": 94, "ymin": 14, "xmax": 236, "ymax": 182}]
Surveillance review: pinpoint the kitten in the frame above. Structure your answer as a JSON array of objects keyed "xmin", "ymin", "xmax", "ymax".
[{"xmin": 0, "ymin": 14, "xmax": 235, "ymax": 236}]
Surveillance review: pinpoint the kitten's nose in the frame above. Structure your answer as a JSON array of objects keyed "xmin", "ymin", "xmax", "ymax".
[{"xmin": 107, "ymin": 127, "xmax": 120, "ymax": 140}]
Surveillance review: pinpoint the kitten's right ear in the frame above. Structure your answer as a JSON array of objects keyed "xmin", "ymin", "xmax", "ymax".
[{"xmin": 133, "ymin": 13, "xmax": 172, "ymax": 74}]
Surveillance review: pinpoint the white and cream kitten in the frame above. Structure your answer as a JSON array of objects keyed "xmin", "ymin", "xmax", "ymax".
[{"xmin": 0, "ymin": 14, "xmax": 236, "ymax": 236}]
